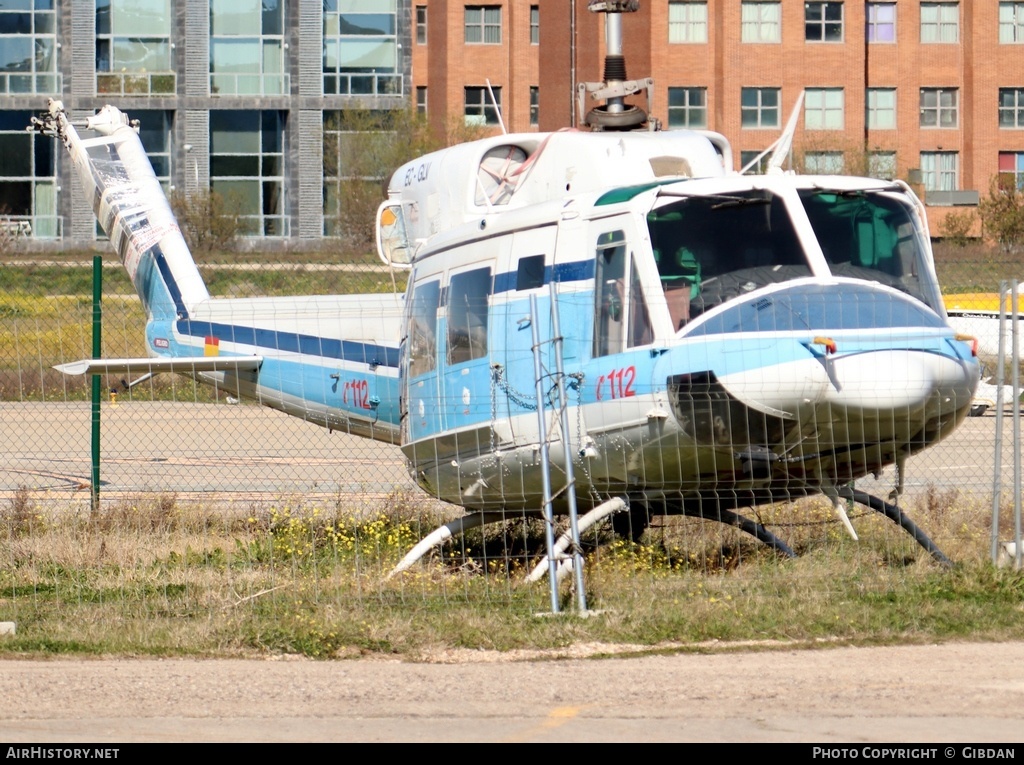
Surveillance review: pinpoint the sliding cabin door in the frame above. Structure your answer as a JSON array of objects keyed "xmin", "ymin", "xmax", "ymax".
[{"xmin": 438, "ymin": 262, "xmax": 494, "ymax": 453}]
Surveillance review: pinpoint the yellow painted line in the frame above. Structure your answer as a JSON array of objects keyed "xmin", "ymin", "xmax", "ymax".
[{"xmin": 499, "ymin": 705, "xmax": 589, "ymax": 742}]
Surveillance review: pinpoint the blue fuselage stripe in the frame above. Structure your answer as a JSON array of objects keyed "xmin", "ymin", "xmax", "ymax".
[
  {"xmin": 177, "ymin": 320, "xmax": 401, "ymax": 368},
  {"xmin": 492, "ymin": 260, "xmax": 595, "ymax": 295}
]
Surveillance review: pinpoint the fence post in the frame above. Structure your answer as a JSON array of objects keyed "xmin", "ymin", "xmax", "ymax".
[{"xmin": 90, "ymin": 254, "xmax": 102, "ymax": 517}]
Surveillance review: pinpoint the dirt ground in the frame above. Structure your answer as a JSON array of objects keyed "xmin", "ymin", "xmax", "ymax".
[{"xmin": 1, "ymin": 640, "xmax": 1023, "ymax": 743}]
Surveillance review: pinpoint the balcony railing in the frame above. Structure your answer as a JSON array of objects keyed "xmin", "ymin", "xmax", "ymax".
[
  {"xmin": 0, "ymin": 72, "xmax": 62, "ymax": 95},
  {"xmin": 323, "ymin": 73, "xmax": 402, "ymax": 97},
  {"xmin": 0, "ymin": 215, "xmax": 63, "ymax": 240},
  {"xmin": 210, "ymin": 73, "xmax": 290, "ymax": 96},
  {"xmin": 97, "ymin": 71, "xmax": 176, "ymax": 96}
]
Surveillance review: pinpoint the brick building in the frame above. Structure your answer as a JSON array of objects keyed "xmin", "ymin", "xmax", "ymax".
[{"xmin": 415, "ymin": 0, "xmax": 1024, "ymax": 236}]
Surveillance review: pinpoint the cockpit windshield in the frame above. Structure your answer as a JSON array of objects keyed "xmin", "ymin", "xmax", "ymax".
[
  {"xmin": 647, "ymin": 190, "xmax": 810, "ymax": 328},
  {"xmin": 799, "ymin": 187, "xmax": 939, "ymax": 311},
  {"xmin": 646, "ymin": 185, "xmax": 941, "ymax": 331}
]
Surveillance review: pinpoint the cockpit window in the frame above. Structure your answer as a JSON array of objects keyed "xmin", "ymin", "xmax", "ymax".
[
  {"xmin": 647, "ymin": 190, "xmax": 811, "ymax": 324},
  {"xmin": 799, "ymin": 188, "xmax": 937, "ymax": 310}
]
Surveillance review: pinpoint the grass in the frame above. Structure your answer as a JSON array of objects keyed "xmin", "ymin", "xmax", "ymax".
[{"xmin": 0, "ymin": 487, "xmax": 1021, "ymax": 659}]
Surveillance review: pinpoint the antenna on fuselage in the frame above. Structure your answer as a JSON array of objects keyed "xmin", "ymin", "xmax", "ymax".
[
  {"xmin": 485, "ymin": 78, "xmax": 507, "ymax": 135},
  {"xmin": 739, "ymin": 91, "xmax": 805, "ymax": 175},
  {"xmin": 577, "ymin": 1, "xmax": 658, "ymax": 131}
]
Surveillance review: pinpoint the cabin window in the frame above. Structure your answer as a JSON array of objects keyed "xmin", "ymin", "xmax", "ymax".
[
  {"xmin": 408, "ymin": 279, "xmax": 440, "ymax": 378},
  {"xmin": 593, "ymin": 230, "xmax": 650, "ymax": 354},
  {"xmin": 447, "ymin": 266, "xmax": 492, "ymax": 365},
  {"xmin": 628, "ymin": 260, "xmax": 653, "ymax": 348},
  {"xmin": 594, "ymin": 231, "xmax": 627, "ymax": 357},
  {"xmin": 516, "ymin": 255, "xmax": 545, "ymax": 291}
]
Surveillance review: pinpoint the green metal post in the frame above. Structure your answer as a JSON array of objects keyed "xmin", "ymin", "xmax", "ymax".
[{"xmin": 90, "ymin": 254, "xmax": 101, "ymax": 517}]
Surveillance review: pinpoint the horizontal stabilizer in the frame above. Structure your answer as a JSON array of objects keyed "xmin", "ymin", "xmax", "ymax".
[{"xmin": 54, "ymin": 356, "xmax": 263, "ymax": 376}]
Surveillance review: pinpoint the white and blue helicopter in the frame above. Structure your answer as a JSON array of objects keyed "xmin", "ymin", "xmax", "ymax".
[{"xmin": 38, "ymin": 3, "xmax": 980, "ymax": 569}]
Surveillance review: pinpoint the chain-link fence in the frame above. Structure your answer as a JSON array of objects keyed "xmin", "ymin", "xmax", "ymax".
[{"xmin": 1, "ymin": 247, "xmax": 1022, "ymax": 654}]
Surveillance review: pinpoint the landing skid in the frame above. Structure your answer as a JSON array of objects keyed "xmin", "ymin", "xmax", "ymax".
[
  {"xmin": 611, "ymin": 501, "xmax": 796, "ymax": 558},
  {"xmin": 387, "ymin": 489, "xmax": 952, "ymax": 581},
  {"xmin": 850, "ymin": 490, "xmax": 953, "ymax": 568}
]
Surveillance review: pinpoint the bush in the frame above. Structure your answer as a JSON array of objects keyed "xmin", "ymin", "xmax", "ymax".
[
  {"xmin": 938, "ymin": 208, "xmax": 977, "ymax": 247},
  {"xmin": 169, "ymin": 188, "xmax": 242, "ymax": 255},
  {"xmin": 978, "ymin": 179, "xmax": 1024, "ymax": 252}
]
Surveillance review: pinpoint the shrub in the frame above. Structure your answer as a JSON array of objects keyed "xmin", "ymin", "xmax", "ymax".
[
  {"xmin": 938, "ymin": 208, "xmax": 977, "ymax": 247},
  {"xmin": 169, "ymin": 188, "xmax": 242, "ymax": 255},
  {"xmin": 978, "ymin": 179, "xmax": 1024, "ymax": 252}
]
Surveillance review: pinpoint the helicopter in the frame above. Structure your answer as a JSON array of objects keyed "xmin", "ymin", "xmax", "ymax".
[{"xmin": 40, "ymin": 1, "xmax": 979, "ymax": 572}]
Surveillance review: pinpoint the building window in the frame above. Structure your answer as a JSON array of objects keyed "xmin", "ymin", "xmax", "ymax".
[
  {"xmin": 210, "ymin": 110, "xmax": 286, "ymax": 236},
  {"xmin": 869, "ymin": 151, "xmax": 897, "ymax": 179},
  {"xmin": 668, "ymin": 2, "xmax": 708, "ymax": 43},
  {"xmin": 132, "ymin": 110, "xmax": 173, "ymax": 192},
  {"xmin": 920, "ymin": 2, "xmax": 958, "ymax": 43},
  {"xmin": 324, "ymin": 0, "xmax": 400, "ymax": 96},
  {"xmin": 867, "ymin": 3, "xmax": 896, "ymax": 42},
  {"xmin": 741, "ymin": 2, "xmax": 781, "ymax": 43},
  {"xmin": 920, "ymin": 88, "xmax": 958, "ymax": 128},
  {"xmin": 465, "ymin": 86, "xmax": 502, "ymax": 126},
  {"xmin": 920, "ymin": 151, "xmax": 958, "ymax": 191},
  {"xmin": 465, "ymin": 6, "xmax": 501, "ymax": 44},
  {"xmin": 416, "ymin": 86, "xmax": 427, "ymax": 115},
  {"xmin": 530, "ymin": 5, "xmax": 539, "ymax": 44},
  {"xmin": 805, "ymin": 88, "xmax": 844, "ymax": 130},
  {"xmin": 805, "ymin": 2, "xmax": 843, "ymax": 42},
  {"xmin": 529, "ymin": 86, "xmax": 539, "ymax": 126},
  {"xmin": 1000, "ymin": 3, "xmax": 1024, "ymax": 43},
  {"xmin": 804, "ymin": 151, "xmax": 844, "ymax": 174},
  {"xmin": 998, "ymin": 152, "xmax": 1024, "ymax": 189},
  {"xmin": 96, "ymin": 0, "xmax": 174, "ymax": 96},
  {"xmin": 416, "ymin": 5, "xmax": 427, "ymax": 44},
  {"xmin": 866, "ymin": 88, "xmax": 897, "ymax": 129},
  {"xmin": 1000, "ymin": 88, "xmax": 1024, "ymax": 128},
  {"xmin": 740, "ymin": 150, "xmax": 768, "ymax": 174},
  {"xmin": 741, "ymin": 87, "xmax": 780, "ymax": 128},
  {"xmin": 667, "ymin": 87, "xmax": 707, "ymax": 128},
  {"xmin": 0, "ymin": 0, "xmax": 59, "ymax": 95},
  {"xmin": 0, "ymin": 111, "xmax": 57, "ymax": 238},
  {"xmin": 210, "ymin": 0, "xmax": 285, "ymax": 96}
]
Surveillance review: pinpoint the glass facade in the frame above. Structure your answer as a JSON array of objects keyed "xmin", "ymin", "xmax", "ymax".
[
  {"xmin": 323, "ymin": 0, "xmax": 400, "ymax": 95},
  {"xmin": 96, "ymin": 0, "xmax": 174, "ymax": 95},
  {"xmin": 0, "ymin": 110, "xmax": 56, "ymax": 237},
  {"xmin": 0, "ymin": 0, "xmax": 58, "ymax": 94},
  {"xmin": 210, "ymin": 0, "xmax": 286, "ymax": 96},
  {"xmin": 210, "ymin": 110, "xmax": 286, "ymax": 236}
]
